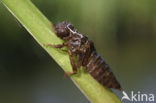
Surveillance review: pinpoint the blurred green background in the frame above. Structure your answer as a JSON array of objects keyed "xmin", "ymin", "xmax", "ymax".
[{"xmin": 0, "ymin": 0, "xmax": 156, "ymax": 103}]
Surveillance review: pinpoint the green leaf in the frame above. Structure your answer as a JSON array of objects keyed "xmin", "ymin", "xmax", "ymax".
[{"xmin": 1, "ymin": 0, "xmax": 121, "ymax": 103}]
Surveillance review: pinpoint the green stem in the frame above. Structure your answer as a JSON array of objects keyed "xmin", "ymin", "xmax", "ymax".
[{"xmin": 1, "ymin": 0, "xmax": 121, "ymax": 103}]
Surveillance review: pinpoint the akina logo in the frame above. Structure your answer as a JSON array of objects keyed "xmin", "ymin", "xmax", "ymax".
[{"xmin": 121, "ymin": 91, "xmax": 155, "ymax": 102}]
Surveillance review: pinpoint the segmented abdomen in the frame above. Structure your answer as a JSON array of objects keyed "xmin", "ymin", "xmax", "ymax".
[{"xmin": 85, "ymin": 51, "xmax": 121, "ymax": 90}]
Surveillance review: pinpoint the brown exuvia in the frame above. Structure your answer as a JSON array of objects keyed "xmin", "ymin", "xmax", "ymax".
[{"xmin": 48, "ymin": 21, "xmax": 122, "ymax": 90}]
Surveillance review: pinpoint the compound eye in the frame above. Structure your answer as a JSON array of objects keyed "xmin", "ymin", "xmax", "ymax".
[
  {"xmin": 59, "ymin": 28, "xmax": 69, "ymax": 36},
  {"xmin": 60, "ymin": 29, "xmax": 66, "ymax": 34}
]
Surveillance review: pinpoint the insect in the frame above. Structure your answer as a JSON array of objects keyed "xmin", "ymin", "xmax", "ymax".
[{"xmin": 48, "ymin": 21, "xmax": 122, "ymax": 90}]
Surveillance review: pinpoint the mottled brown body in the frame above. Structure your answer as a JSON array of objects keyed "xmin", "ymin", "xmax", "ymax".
[{"xmin": 48, "ymin": 21, "xmax": 121, "ymax": 90}]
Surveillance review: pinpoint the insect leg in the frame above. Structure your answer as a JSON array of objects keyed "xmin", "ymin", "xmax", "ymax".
[
  {"xmin": 47, "ymin": 43, "xmax": 67, "ymax": 48},
  {"xmin": 76, "ymin": 53, "xmax": 84, "ymax": 68},
  {"xmin": 65, "ymin": 50, "xmax": 77, "ymax": 76},
  {"xmin": 46, "ymin": 43, "xmax": 68, "ymax": 52}
]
